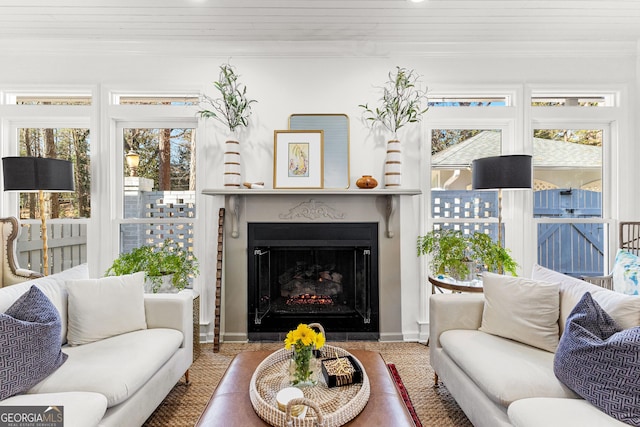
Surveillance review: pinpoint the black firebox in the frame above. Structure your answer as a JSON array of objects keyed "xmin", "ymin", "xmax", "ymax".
[{"xmin": 247, "ymin": 222, "xmax": 379, "ymax": 341}]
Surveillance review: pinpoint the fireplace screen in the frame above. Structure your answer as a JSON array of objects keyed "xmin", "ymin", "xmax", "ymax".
[{"xmin": 247, "ymin": 223, "xmax": 379, "ymax": 340}]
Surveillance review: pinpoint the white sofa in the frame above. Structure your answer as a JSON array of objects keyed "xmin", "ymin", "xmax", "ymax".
[
  {"xmin": 0, "ymin": 264, "xmax": 193, "ymax": 427},
  {"xmin": 429, "ymin": 266, "xmax": 639, "ymax": 427}
]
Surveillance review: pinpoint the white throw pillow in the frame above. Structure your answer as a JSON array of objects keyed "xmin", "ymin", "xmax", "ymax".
[
  {"xmin": 532, "ymin": 263, "xmax": 640, "ymax": 335},
  {"xmin": 479, "ymin": 272, "xmax": 560, "ymax": 353},
  {"xmin": 66, "ymin": 272, "xmax": 147, "ymax": 346}
]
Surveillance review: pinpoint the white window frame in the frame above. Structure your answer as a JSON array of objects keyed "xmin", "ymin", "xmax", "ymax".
[
  {"xmin": 102, "ymin": 89, "xmax": 203, "ymax": 291},
  {"xmin": 525, "ymin": 84, "xmax": 624, "ymax": 275}
]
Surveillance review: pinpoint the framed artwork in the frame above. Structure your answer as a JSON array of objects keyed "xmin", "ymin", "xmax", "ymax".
[
  {"xmin": 273, "ymin": 130, "xmax": 324, "ymax": 189},
  {"xmin": 289, "ymin": 114, "xmax": 350, "ymax": 189}
]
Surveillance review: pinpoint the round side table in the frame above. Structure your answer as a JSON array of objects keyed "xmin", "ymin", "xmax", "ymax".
[{"xmin": 428, "ymin": 276, "xmax": 484, "ymax": 294}]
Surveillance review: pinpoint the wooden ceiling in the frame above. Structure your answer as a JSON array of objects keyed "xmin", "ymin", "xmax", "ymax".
[{"xmin": 1, "ymin": 0, "xmax": 639, "ymax": 45}]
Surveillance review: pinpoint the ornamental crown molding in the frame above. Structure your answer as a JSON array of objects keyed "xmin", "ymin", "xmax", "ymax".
[{"xmin": 279, "ymin": 199, "xmax": 345, "ymax": 221}]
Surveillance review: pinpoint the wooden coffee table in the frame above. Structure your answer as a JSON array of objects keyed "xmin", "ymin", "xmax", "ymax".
[{"xmin": 195, "ymin": 349, "xmax": 416, "ymax": 427}]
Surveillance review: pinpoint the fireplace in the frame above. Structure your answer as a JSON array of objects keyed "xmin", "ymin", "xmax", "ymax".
[{"xmin": 247, "ymin": 222, "xmax": 379, "ymax": 341}]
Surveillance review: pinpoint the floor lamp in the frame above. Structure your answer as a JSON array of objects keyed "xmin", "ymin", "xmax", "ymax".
[
  {"xmin": 2, "ymin": 157, "xmax": 75, "ymax": 276},
  {"xmin": 472, "ymin": 154, "xmax": 532, "ymax": 272}
]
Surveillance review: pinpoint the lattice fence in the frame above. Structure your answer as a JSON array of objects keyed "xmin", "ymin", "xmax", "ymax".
[
  {"xmin": 17, "ymin": 222, "xmax": 87, "ymax": 275},
  {"xmin": 122, "ymin": 190, "xmax": 195, "ymax": 253},
  {"xmin": 431, "ymin": 190, "xmax": 499, "ymax": 239}
]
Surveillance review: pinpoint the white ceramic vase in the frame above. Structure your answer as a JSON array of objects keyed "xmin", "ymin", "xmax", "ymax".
[
  {"xmin": 223, "ymin": 139, "xmax": 242, "ymax": 187},
  {"xmin": 384, "ymin": 139, "xmax": 402, "ymax": 188}
]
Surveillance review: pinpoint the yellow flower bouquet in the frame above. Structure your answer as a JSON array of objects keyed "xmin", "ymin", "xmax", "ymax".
[{"xmin": 284, "ymin": 323, "xmax": 325, "ymax": 386}]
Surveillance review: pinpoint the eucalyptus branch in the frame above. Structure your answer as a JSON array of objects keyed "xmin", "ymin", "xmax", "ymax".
[
  {"xmin": 198, "ymin": 63, "xmax": 257, "ymax": 133},
  {"xmin": 360, "ymin": 66, "xmax": 429, "ymax": 136}
]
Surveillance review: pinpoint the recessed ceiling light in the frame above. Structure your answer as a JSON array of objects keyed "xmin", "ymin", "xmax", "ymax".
[{"xmin": 408, "ymin": 0, "xmax": 426, "ymax": 3}]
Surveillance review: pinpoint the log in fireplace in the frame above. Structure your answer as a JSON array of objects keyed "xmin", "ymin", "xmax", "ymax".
[{"xmin": 247, "ymin": 222, "xmax": 379, "ymax": 341}]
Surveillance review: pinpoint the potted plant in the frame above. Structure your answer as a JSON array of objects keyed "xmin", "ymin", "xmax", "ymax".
[
  {"xmin": 417, "ymin": 229, "xmax": 517, "ymax": 280},
  {"xmin": 468, "ymin": 232, "xmax": 518, "ymax": 276},
  {"xmin": 198, "ymin": 62, "xmax": 257, "ymax": 187},
  {"xmin": 359, "ymin": 66, "xmax": 429, "ymax": 187},
  {"xmin": 105, "ymin": 239, "xmax": 200, "ymax": 293}
]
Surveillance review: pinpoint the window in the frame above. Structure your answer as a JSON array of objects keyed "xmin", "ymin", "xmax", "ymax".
[
  {"xmin": 114, "ymin": 95, "xmax": 198, "ymax": 106},
  {"xmin": 531, "ymin": 96, "xmax": 614, "ymax": 107},
  {"xmin": 3, "ymin": 92, "xmax": 93, "ymax": 274},
  {"xmin": 429, "ymin": 96, "xmax": 509, "ymax": 107},
  {"xmin": 117, "ymin": 123, "xmax": 197, "ymax": 285},
  {"xmin": 533, "ymin": 126, "xmax": 606, "ymax": 277},
  {"xmin": 4, "ymin": 91, "xmax": 92, "ymax": 105}
]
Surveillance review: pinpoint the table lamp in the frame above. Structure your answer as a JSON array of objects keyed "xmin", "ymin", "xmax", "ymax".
[
  {"xmin": 2, "ymin": 157, "xmax": 75, "ymax": 276},
  {"xmin": 472, "ymin": 154, "xmax": 532, "ymax": 252}
]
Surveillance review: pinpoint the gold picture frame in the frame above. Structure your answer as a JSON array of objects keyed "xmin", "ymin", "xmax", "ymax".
[{"xmin": 273, "ymin": 130, "xmax": 324, "ymax": 189}]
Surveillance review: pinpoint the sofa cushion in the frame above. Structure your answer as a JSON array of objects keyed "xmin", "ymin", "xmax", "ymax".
[
  {"xmin": 612, "ymin": 249, "xmax": 640, "ymax": 295},
  {"xmin": 28, "ymin": 328, "xmax": 183, "ymax": 407},
  {"xmin": 0, "ymin": 391, "xmax": 108, "ymax": 427},
  {"xmin": 66, "ymin": 272, "xmax": 147, "ymax": 346},
  {"xmin": 479, "ymin": 272, "xmax": 560, "ymax": 352},
  {"xmin": 554, "ymin": 292, "xmax": 640, "ymax": 426},
  {"xmin": 440, "ymin": 329, "xmax": 576, "ymax": 408},
  {"xmin": 0, "ymin": 263, "xmax": 90, "ymax": 344},
  {"xmin": 0, "ymin": 286, "xmax": 68, "ymax": 400},
  {"xmin": 508, "ymin": 397, "xmax": 630, "ymax": 427},
  {"xmin": 532, "ymin": 264, "xmax": 640, "ymax": 335}
]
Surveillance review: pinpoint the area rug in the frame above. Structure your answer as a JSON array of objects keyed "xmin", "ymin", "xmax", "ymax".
[
  {"xmin": 388, "ymin": 363, "xmax": 423, "ymax": 427},
  {"xmin": 143, "ymin": 342, "xmax": 473, "ymax": 427}
]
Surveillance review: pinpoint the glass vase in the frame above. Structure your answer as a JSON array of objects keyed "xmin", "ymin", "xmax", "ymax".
[{"xmin": 289, "ymin": 346, "xmax": 319, "ymax": 387}]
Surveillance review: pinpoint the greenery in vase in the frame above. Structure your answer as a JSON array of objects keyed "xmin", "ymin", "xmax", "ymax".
[
  {"xmin": 105, "ymin": 239, "xmax": 199, "ymax": 292},
  {"xmin": 197, "ymin": 62, "xmax": 257, "ymax": 133},
  {"xmin": 284, "ymin": 323, "xmax": 326, "ymax": 386},
  {"xmin": 359, "ymin": 66, "xmax": 429, "ymax": 136},
  {"xmin": 417, "ymin": 229, "xmax": 518, "ymax": 278}
]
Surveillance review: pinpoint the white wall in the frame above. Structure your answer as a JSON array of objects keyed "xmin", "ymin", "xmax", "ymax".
[{"xmin": 0, "ymin": 41, "xmax": 638, "ymax": 342}]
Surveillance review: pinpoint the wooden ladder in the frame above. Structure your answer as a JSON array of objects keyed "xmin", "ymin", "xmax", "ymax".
[{"xmin": 213, "ymin": 208, "xmax": 224, "ymax": 352}]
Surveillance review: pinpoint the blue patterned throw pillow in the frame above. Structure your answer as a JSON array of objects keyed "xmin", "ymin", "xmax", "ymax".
[
  {"xmin": 554, "ymin": 292, "xmax": 640, "ymax": 426},
  {"xmin": 0, "ymin": 286, "xmax": 68, "ymax": 401},
  {"xmin": 612, "ymin": 249, "xmax": 640, "ymax": 295}
]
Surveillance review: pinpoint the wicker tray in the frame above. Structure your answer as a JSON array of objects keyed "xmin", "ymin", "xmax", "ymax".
[{"xmin": 249, "ymin": 345, "xmax": 370, "ymax": 427}]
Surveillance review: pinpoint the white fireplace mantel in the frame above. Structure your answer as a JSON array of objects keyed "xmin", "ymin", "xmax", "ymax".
[{"xmin": 201, "ymin": 188, "xmax": 421, "ymax": 238}]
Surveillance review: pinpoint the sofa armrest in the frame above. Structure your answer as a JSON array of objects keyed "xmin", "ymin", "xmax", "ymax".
[
  {"xmin": 144, "ymin": 291, "xmax": 192, "ymax": 350},
  {"xmin": 429, "ymin": 293, "xmax": 485, "ymax": 348}
]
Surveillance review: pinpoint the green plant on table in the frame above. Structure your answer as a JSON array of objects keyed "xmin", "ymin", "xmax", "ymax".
[
  {"xmin": 417, "ymin": 229, "xmax": 518, "ymax": 279},
  {"xmin": 468, "ymin": 232, "xmax": 518, "ymax": 276},
  {"xmin": 105, "ymin": 239, "xmax": 199, "ymax": 293}
]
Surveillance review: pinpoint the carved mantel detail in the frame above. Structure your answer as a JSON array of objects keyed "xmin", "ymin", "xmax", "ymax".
[
  {"xmin": 201, "ymin": 189, "xmax": 421, "ymax": 239},
  {"xmin": 279, "ymin": 199, "xmax": 345, "ymax": 220}
]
